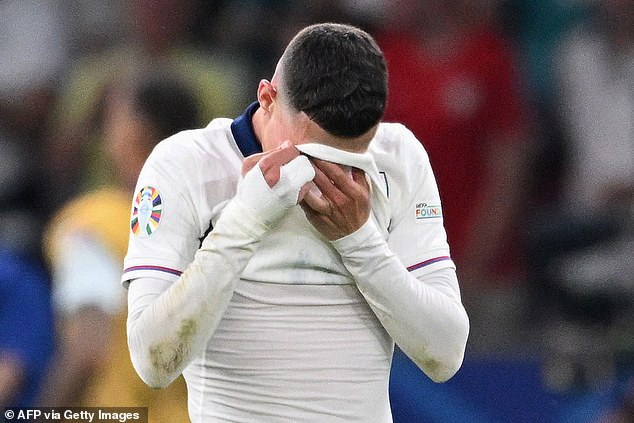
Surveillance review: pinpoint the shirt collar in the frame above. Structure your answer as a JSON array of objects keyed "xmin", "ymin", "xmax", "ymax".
[{"xmin": 231, "ymin": 101, "xmax": 263, "ymax": 157}]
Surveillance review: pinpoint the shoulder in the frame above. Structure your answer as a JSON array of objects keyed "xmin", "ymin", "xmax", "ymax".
[
  {"xmin": 147, "ymin": 118, "xmax": 238, "ymax": 173},
  {"xmin": 153, "ymin": 118, "xmax": 235, "ymax": 155},
  {"xmin": 369, "ymin": 123, "xmax": 436, "ymax": 211},
  {"xmin": 133, "ymin": 118, "xmax": 241, "ymax": 238},
  {"xmin": 370, "ymin": 123, "xmax": 442, "ymax": 211},
  {"xmin": 370, "ymin": 122, "xmax": 430, "ymax": 168}
]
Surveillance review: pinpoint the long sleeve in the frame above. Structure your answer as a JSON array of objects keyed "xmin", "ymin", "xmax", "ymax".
[
  {"xmin": 126, "ymin": 155, "xmax": 315, "ymax": 388},
  {"xmin": 332, "ymin": 219, "xmax": 469, "ymax": 382},
  {"xmin": 126, "ymin": 197, "xmax": 267, "ymax": 388}
]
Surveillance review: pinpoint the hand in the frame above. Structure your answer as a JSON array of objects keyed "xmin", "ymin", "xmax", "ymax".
[
  {"xmin": 300, "ymin": 158, "xmax": 371, "ymax": 240},
  {"xmin": 232, "ymin": 142, "xmax": 315, "ymax": 231},
  {"xmin": 242, "ymin": 141, "xmax": 299, "ymax": 186}
]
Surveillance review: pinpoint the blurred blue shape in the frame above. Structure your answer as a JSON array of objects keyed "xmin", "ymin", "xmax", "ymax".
[
  {"xmin": 390, "ymin": 348, "xmax": 631, "ymax": 423},
  {"xmin": 0, "ymin": 248, "xmax": 54, "ymax": 406}
]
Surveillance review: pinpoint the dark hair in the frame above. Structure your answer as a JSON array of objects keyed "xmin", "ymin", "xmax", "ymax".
[
  {"xmin": 133, "ymin": 74, "xmax": 200, "ymax": 141},
  {"xmin": 280, "ymin": 23, "xmax": 387, "ymax": 138}
]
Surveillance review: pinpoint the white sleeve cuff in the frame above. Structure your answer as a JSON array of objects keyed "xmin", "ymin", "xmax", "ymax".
[{"xmin": 331, "ymin": 218, "xmax": 380, "ymax": 254}]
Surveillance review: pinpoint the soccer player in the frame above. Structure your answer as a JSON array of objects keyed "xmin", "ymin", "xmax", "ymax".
[{"xmin": 124, "ymin": 23, "xmax": 469, "ymax": 422}]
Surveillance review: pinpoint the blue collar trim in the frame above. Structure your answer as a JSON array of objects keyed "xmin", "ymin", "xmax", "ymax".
[{"xmin": 231, "ymin": 102, "xmax": 263, "ymax": 157}]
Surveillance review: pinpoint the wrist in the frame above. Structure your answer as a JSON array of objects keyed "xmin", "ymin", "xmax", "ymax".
[
  {"xmin": 331, "ymin": 218, "xmax": 381, "ymax": 255},
  {"xmin": 201, "ymin": 198, "xmax": 269, "ymax": 251}
]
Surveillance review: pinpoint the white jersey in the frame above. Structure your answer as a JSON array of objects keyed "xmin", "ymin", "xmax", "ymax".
[{"xmin": 123, "ymin": 103, "xmax": 454, "ymax": 422}]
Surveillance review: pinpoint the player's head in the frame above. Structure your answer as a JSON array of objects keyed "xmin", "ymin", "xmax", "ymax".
[
  {"xmin": 256, "ymin": 23, "xmax": 387, "ymax": 152},
  {"xmin": 277, "ymin": 23, "xmax": 388, "ymax": 138}
]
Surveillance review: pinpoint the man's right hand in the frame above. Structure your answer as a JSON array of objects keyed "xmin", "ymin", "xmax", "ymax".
[
  {"xmin": 233, "ymin": 142, "xmax": 315, "ymax": 230},
  {"xmin": 241, "ymin": 141, "xmax": 304, "ymax": 186}
]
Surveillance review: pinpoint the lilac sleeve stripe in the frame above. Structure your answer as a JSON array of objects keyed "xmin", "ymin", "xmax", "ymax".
[
  {"xmin": 406, "ymin": 256, "xmax": 452, "ymax": 272},
  {"xmin": 124, "ymin": 265, "xmax": 183, "ymax": 277}
]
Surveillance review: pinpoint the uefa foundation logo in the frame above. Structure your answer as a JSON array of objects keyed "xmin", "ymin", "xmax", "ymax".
[
  {"xmin": 415, "ymin": 203, "xmax": 442, "ymax": 220},
  {"xmin": 131, "ymin": 186, "xmax": 163, "ymax": 238}
]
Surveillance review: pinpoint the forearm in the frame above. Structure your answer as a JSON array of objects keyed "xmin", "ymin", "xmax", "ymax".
[
  {"xmin": 127, "ymin": 200, "xmax": 265, "ymax": 388},
  {"xmin": 332, "ymin": 220, "xmax": 469, "ymax": 382},
  {"xmin": 127, "ymin": 154, "xmax": 315, "ymax": 388}
]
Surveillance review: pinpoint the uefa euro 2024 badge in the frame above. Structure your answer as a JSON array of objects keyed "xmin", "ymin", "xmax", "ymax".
[{"xmin": 131, "ymin": 186, "xmax": 163, "ymax": 238}]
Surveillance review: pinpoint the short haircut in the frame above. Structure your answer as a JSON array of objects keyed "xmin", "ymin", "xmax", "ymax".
[{"xmin": 279, "ymin": 23, "xmax": 387, "ymax": 138}]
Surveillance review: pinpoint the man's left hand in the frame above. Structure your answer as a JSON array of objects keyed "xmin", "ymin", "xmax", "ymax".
[{"xmin": 301, "ymin": 158, "xmax": 371, "ymax": 240}]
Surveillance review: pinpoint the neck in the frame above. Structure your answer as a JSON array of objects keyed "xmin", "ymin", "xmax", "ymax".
[{"xmin": 251, "ymin": 106, "xmax": 271, "ymax": 150}]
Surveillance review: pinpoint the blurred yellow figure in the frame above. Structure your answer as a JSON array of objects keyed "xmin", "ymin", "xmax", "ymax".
[
  {"xmin": 44, "ymin": 0, "xmax": 247, "ymax": 208},
  {"xmin": 39, "ymin": 72, "xmax": 200, "ymax": 422}
]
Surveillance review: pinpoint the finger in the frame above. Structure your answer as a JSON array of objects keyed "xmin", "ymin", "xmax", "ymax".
[
  {"xmin": 311, "ymin": 161, "xmax": 344, "ymax": 200},
  {"xmin": 312, "ymin": 159, "xmax": 364, "ymax": 197},
  {"xmin": 242, "ymin": 151, "xmax": 268, "ymax": 176},
  {"xmin": 259, "ymin": 144, "xmax": 301, "ymax": 187},
  {"xmin": 241, "ymin": 140, "xmax": 291, "ymax": 176},
  {"xmin": 301, "ymin": 186, "xmax": 331, "ymax": 214},
  {"xmin": 351, "ymin": 167, "xmax": 370, "ymax": 192},
  {"xmin": 297, "ymin": 182, "xmax": 312, "ymax": 203}
]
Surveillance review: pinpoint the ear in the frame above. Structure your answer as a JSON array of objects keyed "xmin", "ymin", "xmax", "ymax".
[{"xmin": 257, "ymin": 79, "xmax": 277, "ymax": 113}]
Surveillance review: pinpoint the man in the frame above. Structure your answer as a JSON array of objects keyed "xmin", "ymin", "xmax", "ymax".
[{"xmin": 124, "ymin": 23, "xmax": 469, "ymax": 422}]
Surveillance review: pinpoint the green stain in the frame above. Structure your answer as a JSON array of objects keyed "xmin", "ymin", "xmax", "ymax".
[
  {"xmin": 178, "ymin": 318, "xmax": 196, "ymax": 340},
  {"xmin": 149, "ymin": 318, "xmax": 198, "ymax": 375}
]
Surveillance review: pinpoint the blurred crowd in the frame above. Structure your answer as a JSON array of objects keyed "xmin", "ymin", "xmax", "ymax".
[{"xmin": 1, "ymin": 0, "xmax": 634, "ymax": 421}]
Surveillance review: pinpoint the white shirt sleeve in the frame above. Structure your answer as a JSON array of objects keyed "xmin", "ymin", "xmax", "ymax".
[
  {"xmin": 122, "ymin": 137, "xmax": 207, "ymax": 286},
  {"xmin": 126, "ymin": 155, "xmax": 315, "ymax": 388},
  {"xmin": 332, "ymin": 219, "xmax": 469, "ymax": 382},
  {"xmin": 332, "ymin": 124, "xmax": 469, "ymax": 382},
  {"xmin": 382, "ymin": 123, "xmax": 454, "ymax": 276},
  {"xmin": 126, "ymin": 217, "xmax": 253, "ymax": 387}
]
